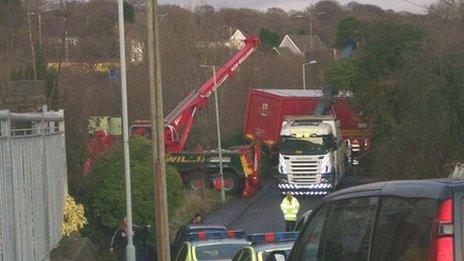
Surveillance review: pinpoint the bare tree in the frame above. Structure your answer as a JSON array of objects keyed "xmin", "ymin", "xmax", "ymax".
[
  {"xmin": 20, "ymin": 0, "xmax": 37, "ymax": 79},
  {"xmin": 48, "ymin": 0, "xmax": 77, "ymax": 107}
]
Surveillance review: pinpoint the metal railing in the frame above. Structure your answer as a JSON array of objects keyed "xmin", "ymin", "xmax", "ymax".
[{"xmin": 0, "ymin": 109, "xmax": 67, "ymax": 261}]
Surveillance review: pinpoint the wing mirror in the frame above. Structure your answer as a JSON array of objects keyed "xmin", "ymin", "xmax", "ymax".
[{"xmin": 266, "ymin": 250, "xmax": 287, "ymax": 261}]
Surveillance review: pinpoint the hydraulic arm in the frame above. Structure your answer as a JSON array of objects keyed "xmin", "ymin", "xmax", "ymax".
[{"xmin": 164, "ymin": 36, "xmax": 260, "ymax": 152}]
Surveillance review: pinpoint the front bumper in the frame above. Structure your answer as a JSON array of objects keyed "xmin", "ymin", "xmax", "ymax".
[{"xmin": 277, "ymin": 178, "xmax": 334, "ymax": 196}]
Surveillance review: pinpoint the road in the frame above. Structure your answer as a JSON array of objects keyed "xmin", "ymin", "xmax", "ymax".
[
  {"xmin": 205, "ymin": 178, "xmax": 320, "ymax": 233},
  {"xmin": 228, "ymin": 185, "xmax": 319, "ymax": 233},
  {"xmin": 205, "ymin": 173, "xmax": 375, "ymax": 233}
]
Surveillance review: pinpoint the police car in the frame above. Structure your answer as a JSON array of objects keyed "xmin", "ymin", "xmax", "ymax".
[
  {"xmin": 232, "ymin": 232, "xmax": 300, "ymax": 261},
  {"xmin": 171, "ymin": 225, "xmax": 228, "ymax": 255},
  {"xmin": 174, "ymin": 230, "xmax": 250, "ymax": 261}
]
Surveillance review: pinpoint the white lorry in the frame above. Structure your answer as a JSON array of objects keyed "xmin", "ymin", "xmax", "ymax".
[{"xmin": 277, "ymin": 115, "xmax": 348, "ymax": 195}]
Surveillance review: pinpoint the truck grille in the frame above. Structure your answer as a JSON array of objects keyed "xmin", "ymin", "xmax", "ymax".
[{"xmin": 282, "ymin": 155, "xmax": 323, "ymax": 184}]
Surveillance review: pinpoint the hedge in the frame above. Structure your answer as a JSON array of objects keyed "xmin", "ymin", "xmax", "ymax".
[{"xmin": 80, "ymin": 137, "xmax": 184, "ymax": 244}]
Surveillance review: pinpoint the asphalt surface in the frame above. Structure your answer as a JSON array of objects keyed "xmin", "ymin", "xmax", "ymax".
[
  {"xmin": 204, "ymin": 178, "xmax": 320, "ymax": 233},
  {"xmin": 205, "ymin": 172, "xmax": 377, "ymax": 234}
]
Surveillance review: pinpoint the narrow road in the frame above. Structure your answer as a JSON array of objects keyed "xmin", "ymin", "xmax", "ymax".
[
  {"xmin": 228, "ymin": 185, "xmax": 319, "ymax": 233},
  {"xmin": 205, "ymin": 173, "xmax": 376, "ymax": 234},
  {"xmin": 205, "ymin": 178, "xmax": 320, "ymax": 233}
]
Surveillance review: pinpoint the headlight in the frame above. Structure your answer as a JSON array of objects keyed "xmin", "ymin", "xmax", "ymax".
[
  {"xmin": 319, "ymin": 154, "xmax": 332, "ymax": 174},
  {"xmin": 278, "ymin": 153, "xmax": 287, "ymax": 174}
]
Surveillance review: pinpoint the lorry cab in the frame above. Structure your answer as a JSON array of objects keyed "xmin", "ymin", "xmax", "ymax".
[{"xmin": 278, "ymin": 115, "xmax": 348, "ymax": 196}]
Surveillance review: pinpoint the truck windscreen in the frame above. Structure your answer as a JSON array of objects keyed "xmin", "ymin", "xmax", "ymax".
[{"xmin": 280, "ymin": 137, "xmax": 331, "ymax": 155}]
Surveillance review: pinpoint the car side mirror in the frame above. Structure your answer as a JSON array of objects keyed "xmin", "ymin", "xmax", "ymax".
[{"xmin": 266, "ymin": 250, "xmax": 287, "ymax": 261}]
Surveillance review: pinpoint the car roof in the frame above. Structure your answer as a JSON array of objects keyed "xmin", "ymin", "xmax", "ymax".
[
  {"xmin": 326, "ymin": 178, "xmax": 464, "ymax": 201},
  {"xmin": 190, "ymin": 238, "xmax": 250, "ymax": 247},
  {"xmin": 252, "ymin": 241, "xmax": 295, "ymax": 252},
  {"xmin": 185, "ymin": 224, "xmax": 227, "ymax": 230}
]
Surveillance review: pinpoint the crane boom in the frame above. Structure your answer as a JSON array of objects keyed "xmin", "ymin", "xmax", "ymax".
[{"xmin": 164, "ymin": 36, "xmax": 260, "ymax": 152}]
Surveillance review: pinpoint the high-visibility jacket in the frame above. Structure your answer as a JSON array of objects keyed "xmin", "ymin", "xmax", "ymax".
[{"xmin": 280, "ymin": 197, "xmax": 300, "ymax": 221}]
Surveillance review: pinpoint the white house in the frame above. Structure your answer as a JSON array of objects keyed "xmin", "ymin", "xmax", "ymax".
[
  {"xmin": 278, "ymin": 34, "xmax": 326, "ymax": 56},
  {"xmin": 225, "ymin": 29, "xmax": 246, "ymax": 50}
]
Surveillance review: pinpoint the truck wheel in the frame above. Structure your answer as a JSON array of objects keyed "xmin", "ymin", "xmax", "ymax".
[
  {"xmin": 215, "ymin": 172, "xmax": 242, "ymax": 195},
  {"xmin": 188, "ymin": 174, "xmax": 207, "ymax": 191}
]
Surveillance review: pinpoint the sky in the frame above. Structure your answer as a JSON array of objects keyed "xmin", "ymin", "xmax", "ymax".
[{"xmin": 158, "ymin": 0, "xmax": 437, "ymax": 14}]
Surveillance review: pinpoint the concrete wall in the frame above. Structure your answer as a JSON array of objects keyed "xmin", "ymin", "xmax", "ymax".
[{"xmin": 0, "ymin": 110, "xmax": 67, "ymax": 261}]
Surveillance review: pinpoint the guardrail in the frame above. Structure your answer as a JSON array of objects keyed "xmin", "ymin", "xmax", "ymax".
[{"xmin": 0, "ymin": 109, "xmax": 67, "ymax": 261}]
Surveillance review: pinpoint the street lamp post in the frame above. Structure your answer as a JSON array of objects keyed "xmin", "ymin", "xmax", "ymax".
[
  {"xmin": 296, "ymin": 10, "xmax": 326, "ymax": 60},
  {"xmin": 116, "ymin": 0, "xmax": 136, "ymax": 260},
  {"xmin": 200, "ymin": 65, "xmax": 226, "ymax": 203},
  {"xmin": 302, "ymin": 60, "xmax": 317, "ymax": 90}
]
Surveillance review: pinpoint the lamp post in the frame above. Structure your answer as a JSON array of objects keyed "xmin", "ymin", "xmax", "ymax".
[
  {"xmin": 116, "ymin": 0, "xmax": 136, "ymax": 260},
  {"xmin": 199, "ymin": 65, "xmax": 226, "ymax": 203},
  {"xmin": 302, "ymin": 60, "xmax": 317, "ymax": 90},
  {"xmin": 296, "ymin": 10, "xmax": 326, "ymax": 60}
]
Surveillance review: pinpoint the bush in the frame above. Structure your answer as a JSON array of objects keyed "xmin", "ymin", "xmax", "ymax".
[
  {"xmin": 80, "ymin": 137, "xmax": 184, "ymax": 244},
  {"xmin": 62, "ymin": 195, "xmax": 87, "ymax": 236}
]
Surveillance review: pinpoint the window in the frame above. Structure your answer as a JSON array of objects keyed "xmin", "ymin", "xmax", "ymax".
[
  {"xmin": 195, "ymin": 243, "xmax": 250, "ymax": 260},
  {"xmin": 371, "ymin": 197, "xmax": 438, "ymax": 261},
  {"xmin": 232, "ymin": 249, "xmax": 252, "ymax": 261},
  {"xmin": 300, "ymin": 207, "xmax": 328, "ymax": 260},
  {"xmin": 319, "ymin": 197, "xmax": 378, "ymax": 261},
  {"xmin": 294, "ymin": 211, "xmax": 312, "ymax": 232}
]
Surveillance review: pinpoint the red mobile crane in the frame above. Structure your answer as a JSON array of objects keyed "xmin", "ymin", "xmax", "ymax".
[
  {"xmin": 162, "ymin": 36, "xmax": 259, "ymax": 152},
  {"xmin": 126, "ymin": 36, "xmax": 261, "ymax": 197}
]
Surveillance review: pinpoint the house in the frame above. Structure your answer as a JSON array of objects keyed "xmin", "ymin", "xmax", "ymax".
[
  {"xmin": 225, "ymin": 29, "xmax": 246, "ymax": 50},
  {"xmin": 277, "ymin": 34, "xmax": 327, "ymax": 56},
  {"xmin": 195, "ymin": 29, "xmax": 247, "ymax": 50}
]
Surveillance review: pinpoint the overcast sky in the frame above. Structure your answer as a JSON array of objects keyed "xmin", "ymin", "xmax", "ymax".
[{"xmin": 158, "ymin": 0, "xmax": 437, "ymax": 14}]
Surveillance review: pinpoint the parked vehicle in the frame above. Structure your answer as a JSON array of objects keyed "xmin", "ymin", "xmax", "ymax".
[
  {"xmin": 278, "ymin": 115, "xmax": 349, "ymax": 195},
  {"xmin": 244, "ymin": 89, "xmax": 369, "ymax": 196},
  {"xmin": 85, "ymin": 37, "xmax": 261, "ymax": 197},
  {"xmin": 232, "ymin": 232, "xmax": 299, "ymax": 261},
  {"xmin": 294, "ymin": 211, "xmax": 312, "ymax": 232},
  {"xmin": 171, "ymin": 224, "xmax": 227, "ymax": 257},
  {"xmin": 244, "ymin": 89, "xmax": 370, "ymax": 166},
  {"xmin": 287, "ymin": 178, "xmax": 464, "ymax": 261},
  {"xmin": 174, "ymin": 230, "xmax": 250, "ymax": 261}
]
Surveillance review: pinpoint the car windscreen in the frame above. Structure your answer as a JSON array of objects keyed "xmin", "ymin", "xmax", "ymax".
[{"xmin": 195, "ymin": 242, "xmax": 249, "ymax": 260}]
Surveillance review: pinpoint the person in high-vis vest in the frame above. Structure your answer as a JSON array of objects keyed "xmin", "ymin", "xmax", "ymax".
[{"xmin": 280, "ymin": 192, "xmax": 300, "ymax": 232}]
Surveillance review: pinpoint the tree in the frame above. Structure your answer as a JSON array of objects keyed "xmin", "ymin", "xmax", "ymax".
[
  {"xmin": 258, "ymin": 28, "xmax": 281, "ymax": 49},
  {"xmin": 80, "ymin": 137, "xmax": 185, "ymax": 243},
  {"xmin": 320, "ymin": 60, "xmax": 360, "ymax": 92},
  {"xmin": 123, "ymin": 0, "xmax": 134, "ymax": 23},
  {"xmin": 335, "ymin": 16, "xmax": 364, "ymax": 48},
  {"xmin": 266, "ymin": 7, "xmax": 287, "ymax": 17},
  {"xmin": 195, "ymin": 4, "xmax": 214, "ymax": 14},
  {"xmin": 429, "ymin": 0, "xmax": 464, "ymax": 23}
]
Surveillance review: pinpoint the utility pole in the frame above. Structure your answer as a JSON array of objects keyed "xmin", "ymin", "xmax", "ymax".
[
  {"xmin": 199, "ymin": 64, "xmax": 226, "ymax": 202},
  {"xmin": 116, "ymin": 0, "xmax": 136, "ymax": 260},
  {"xmin": 302, "ymin": 63, "xmax": 306, "ymax": 90},
  {"xmin": 212, "ymin": 66, "xmax": 226, "ymax": 203},
  {"xmin": 309, "ymin": 8, "xmax": 314, "ymax": 61},
  {"xmin": 147, "ymin": 0, "xmax": 171, "ymax": 260}
]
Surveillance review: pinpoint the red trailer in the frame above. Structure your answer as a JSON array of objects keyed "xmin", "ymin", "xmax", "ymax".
[{"xmin": 244, "ymin": 89, "xmax": 370, "ymax": 164}]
